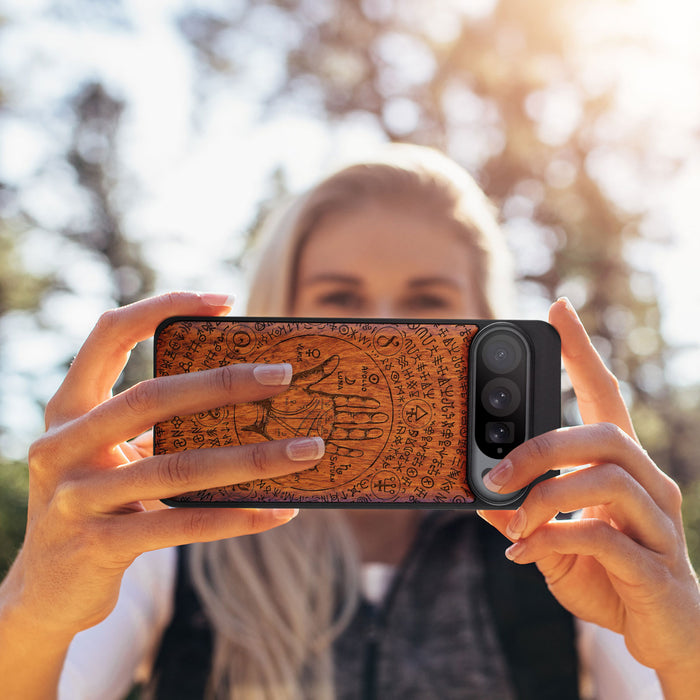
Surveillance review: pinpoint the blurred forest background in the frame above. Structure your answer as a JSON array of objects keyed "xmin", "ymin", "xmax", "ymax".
[{"xmin": 1, "ymin": 0, "xmax": 700, "ymax": 574}]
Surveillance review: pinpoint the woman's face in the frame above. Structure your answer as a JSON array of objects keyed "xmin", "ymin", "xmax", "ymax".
[{"xmin": 293, "ymin": 202, "xmax": 485, "ymax": 319}]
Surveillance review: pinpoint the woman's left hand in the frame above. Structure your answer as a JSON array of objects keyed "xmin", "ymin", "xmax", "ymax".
[{"xmin": 478, "ymin": 298, "xmax": 700, "ymax": 697}]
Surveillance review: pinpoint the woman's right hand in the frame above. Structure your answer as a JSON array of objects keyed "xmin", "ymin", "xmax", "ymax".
[{"xmin": 1, "ymin": 292, "xmax": 324, "ymax": 643}]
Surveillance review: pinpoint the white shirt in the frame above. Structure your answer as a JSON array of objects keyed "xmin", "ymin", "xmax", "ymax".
[
  {"xmin": 59, "ymin": 548, "xmax": 176, "ymax": 700},
  {"xmin": 59, "ymin": 548, "xmax": 663, "ymax": 700}
]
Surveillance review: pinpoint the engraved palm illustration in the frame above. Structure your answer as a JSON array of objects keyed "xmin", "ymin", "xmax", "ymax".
[{"xmin": 241, "ymin": 355, "xmax": 388, "ymax": 457}]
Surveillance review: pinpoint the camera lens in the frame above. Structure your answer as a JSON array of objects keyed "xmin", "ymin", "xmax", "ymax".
[
  {"xmin": 486, "ymin": 421, "xmax": 514, "ymax": 444},
  {"xmin": 482, "ymin": 334, "xmax": 523, "ymax": 374},
  {"xmin": 489, "ymin": 387, "xmax": 511, "ymax": 411},
  {"xmin": 481, "ymin": 378, "xmax": 521, "ymax": 417}
]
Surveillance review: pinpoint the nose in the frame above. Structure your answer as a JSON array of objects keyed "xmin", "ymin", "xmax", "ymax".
[{"xmin": 369, "ymin": 301, "xmax": 398, "ymax": 319}]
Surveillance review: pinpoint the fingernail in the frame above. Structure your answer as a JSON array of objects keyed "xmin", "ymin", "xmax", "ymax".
[
  {"xmin": 483, "ymin": 460, "xmax": 512, "ymax": 493},
  {"xmin": 505, "ymin": 541, "xmax": 527, "ymax": 562},
  {"xmin": 557, "ymin": 296, "xmax": 578, "ymax": 319},
  {"xmin": 506, "ymin": 509, "xmax": 527, "ymax": 540},
  {"xmin": 273, "ymin": 508, "xmax": 299, "ymax": 521},
  {"xmin": 254, "ymin": 363, "xmax": 292, "ymax": 386},
  {"xmin": 286, "ymin": 436, "xmax": 325, "ymax": 461},
  {"xmin": 199, "ymin": 293, "xmax": 236, "ymax": 310}
]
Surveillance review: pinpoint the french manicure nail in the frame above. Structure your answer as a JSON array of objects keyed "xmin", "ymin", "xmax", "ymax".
[
  {"xmin": 273, "ymin": 508, "xmax": 299, "ymax": 521},
  {"xmin": 254, "ymin": 363, "xmax": 293, "ymax": 386},
  {"xmin": 483, "ymin": 460, "xmax": 512, "ymax": 493},
  {"xmin": 286, "ymin": 436, "xmax": 325, "ymax": 462},
  {"xmin": 557, "ymin": 296, "xmax": 578, "ymax": 319},
  {"xmin": 506, "ymin": 509, "xmax": 527, "ymax": 540},
  {"xmin": 199, "ymin": 292, "xmax": 236, "ymax": 309},
  {"xmin": 505, "ymin": 541, "xmax": 527, "ymax": 562}
]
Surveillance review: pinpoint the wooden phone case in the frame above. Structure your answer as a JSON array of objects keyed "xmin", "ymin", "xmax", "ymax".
[{"xmin": 153, "ymin": 317, "xmax": 560, "ymax": 508}]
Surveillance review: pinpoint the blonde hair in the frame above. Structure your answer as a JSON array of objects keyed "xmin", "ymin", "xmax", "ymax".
[
  {"xmin": 188, "ymin": 512, "xmax": 359, "ymax": 700},
  {"xmin": 188, "ymin": 144, "xmax": 514, "ymax": 699}
]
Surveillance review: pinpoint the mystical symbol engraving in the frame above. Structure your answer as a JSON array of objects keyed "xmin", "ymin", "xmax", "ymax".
[
  {"xmin": 230, "ymin": 333, "xmax": 395, "ymax": 492},
  {"xmin": 402, "ymin": 398, "xmax": 433, "ymax": 429},
  {"xmin": 193, "ymin": 406, "xmax": 230, "ymax": 428},
  {"xmin": 372, "ymin": 325, "xmax": 404, "ymax": 356},
  {"xmin": 226, "ymin": 325, "xmax": 256, "ymax": 357},
  {"xmin": 155, "ymin": 320, "xmax": 481, "ymax": 503},
  {"xmin": 238, "ymin": 355, "xmax": 388, "ymax": 457},
  {"xmin": 370, "ymin": 470, "xmax": 400, "ymax": 501}
]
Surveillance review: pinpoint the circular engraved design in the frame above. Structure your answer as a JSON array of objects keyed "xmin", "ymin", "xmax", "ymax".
[
  {"xmin": 193, "ymin": 406, "xmax": 230, "ymax": 428},
  {"xmin": 370, "ymin": 470, "xmax": 400, "ymax": 501},
  {"xmin": 402, "ymin": 398, "xmax": 433, "ymax": 429},
  {"xmin": 372, "ymin": 325, "xmax": 404, "ymax": 356},
  {"xmin": 233, "ymin": 334, "xmax": 393, "ymax": 492},
  {"xmin": 225, "ymin": 325, "xmax": 256, "ymax": 357}
]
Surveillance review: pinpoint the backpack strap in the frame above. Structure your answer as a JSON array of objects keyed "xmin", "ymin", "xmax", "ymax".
[
  {"xmin": 477, "ymin": 516, "xmax": 580, "ymax": 700},
  {"xmin": 147, "ymin": 546, "xmax": 212, "ymax": 699}
]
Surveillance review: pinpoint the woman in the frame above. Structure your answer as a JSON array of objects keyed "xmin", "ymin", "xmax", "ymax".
[{"xmin": 0, "ymin": 145, "xmax": 697, "ymax": 699}]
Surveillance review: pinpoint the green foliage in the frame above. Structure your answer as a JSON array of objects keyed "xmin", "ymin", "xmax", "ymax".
[
  {"xmin": 682, "ymin": 478, "xmax": 700, "ymax": 572},
  {"xmin": 0, "ymin": 460, "xmax": 28, "ymax": 577},
  {"xmin": 0, "ymin": 220, "xmax": 54, "ymax": 316}
]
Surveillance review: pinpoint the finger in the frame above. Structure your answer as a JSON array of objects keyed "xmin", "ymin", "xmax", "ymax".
[
  {"xmin": 47, "ymin": 292, "xmax": 235, "ymax": 424},
  {"xmin": 503, "ymin": 517, "xmax": 663, "ymax": 588},
  {"xmin": 65, "ymin": 362, "xmax": 293, "ymax": 455},
  {"xmin": 549, "ymin": 298, "xmax": 636, "ymax": 438},
  {"xmin": 84, "ymin": 436, "xmax": 325, "ymax": 507},
  {"xmin": 129, "ymin": 430, "xmax": 154, "ymax": 459},
  {"xmin": 504, "ymin": 464, "xmax": 676, "ymax": 554},
  {"xmin": 119, "ymin": 431, "xmax": 154, "ymax": 462},
  {"xmin": 483, "ymin": 423, "xmax": 681, "ymax": 514},
  {"xmin": 120, "ymin": 441, "xmax": 145, "ymax": 462},
  {"xmin": 110, "ymin": 506, "xmax": 300, "ymax": 557},
  {"xmin": 476, "ymin": 509, "xmax": 516, "ymax": 540}
]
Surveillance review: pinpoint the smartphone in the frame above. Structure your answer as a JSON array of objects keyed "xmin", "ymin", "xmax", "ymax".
[{"xmin": 153, "ymin": 317, "xmax": 560, "ymax": 509}]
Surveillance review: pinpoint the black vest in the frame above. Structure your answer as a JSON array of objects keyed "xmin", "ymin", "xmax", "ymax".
[{"xmin": 148, "ymin": 514, "xmax": 579, "ymax": 699}]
